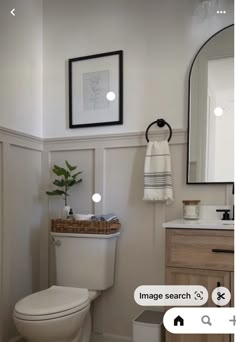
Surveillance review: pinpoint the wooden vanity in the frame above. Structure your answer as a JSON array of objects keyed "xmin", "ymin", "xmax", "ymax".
[{"xmin": 165, "ymin": 226, "xmax": 234, "ymax": 342}]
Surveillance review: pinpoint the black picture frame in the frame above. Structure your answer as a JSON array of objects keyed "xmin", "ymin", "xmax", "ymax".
[{"xmin": 69, "ymin": 50, "xmax": 123, "ymax": 128}]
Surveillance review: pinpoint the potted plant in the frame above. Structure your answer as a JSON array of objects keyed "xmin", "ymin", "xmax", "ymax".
[{"xmin": 46, "ymin": 161, "xmax": 83, "ymax": 215}]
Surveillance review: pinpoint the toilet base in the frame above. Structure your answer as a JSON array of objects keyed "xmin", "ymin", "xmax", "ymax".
[{"xmin": 78, "ymin": 312, "xmax": 91, "ymax": 342}]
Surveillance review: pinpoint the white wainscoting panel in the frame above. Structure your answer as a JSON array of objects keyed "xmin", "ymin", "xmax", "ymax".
[
  {"xmin": 91, "ymin": 142, "xmax": 226, "ymax": 337},
  {"xmin": 48, "ymin": 149, "xmax": 95, "ymax": 285},
  {"xmin": 0, "ymin": 128, "xmax": 43, "ymax": 342},
  {"xmin": 0, "ymin": 127, "xmax": 229, "ymax": 341},
  {"xmin": 0, "ymin": 142, "xmax": 3, "ymax": 341},
  {"xmin": 4, "ymin": 146, "xmax": 43, "ymax": 340},
  {"xmin": 45, "ymin": 131, "xmax": 227, "ymax": 338}
]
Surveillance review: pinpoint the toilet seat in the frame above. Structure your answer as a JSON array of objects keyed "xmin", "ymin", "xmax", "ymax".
[{"xmin": 14, "ymin": 286, "xmax": 90, "ymax": 321}]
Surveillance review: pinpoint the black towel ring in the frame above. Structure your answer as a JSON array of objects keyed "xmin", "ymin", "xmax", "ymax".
[{"xmin": 145, "ymin": 118, "xmax": 172, "ymax": 142}]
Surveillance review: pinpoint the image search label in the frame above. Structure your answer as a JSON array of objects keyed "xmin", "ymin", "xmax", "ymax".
[{"xmin": 134, "ymin": 285, "xmax": 208, "ymax": 306}]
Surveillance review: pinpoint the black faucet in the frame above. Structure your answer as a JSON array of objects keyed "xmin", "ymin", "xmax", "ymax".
[
  {"xmin": 216, "ymin": 209, "xmax": 231, "ymax": 220},
  {"xmin": 216, "ymin": 183, "xmax": 234, "ymax": 221}
]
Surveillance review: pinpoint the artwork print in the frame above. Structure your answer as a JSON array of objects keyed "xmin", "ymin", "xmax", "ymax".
[{"xmin": 83, "ymin": 71, "xmax": 109, "ymax": 111}]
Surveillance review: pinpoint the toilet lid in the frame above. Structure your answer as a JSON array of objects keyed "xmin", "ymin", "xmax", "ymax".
[{"xmin": 14, "ymin": 286, "xmax": 89, "ymax": 318}]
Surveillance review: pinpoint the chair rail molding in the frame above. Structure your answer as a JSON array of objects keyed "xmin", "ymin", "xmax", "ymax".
[
  {"xmin": 0, "ymin": 126, "xmax": 43, "ymax": 151},
  {"xmin": 0, "ymin": 126, "xmax": 187, "ymax": 151},
  {"xmin": 43, "ymin": 129, "xmax": 187, "ymax": 151}
]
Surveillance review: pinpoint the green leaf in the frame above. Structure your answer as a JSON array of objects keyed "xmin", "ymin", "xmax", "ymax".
[
  {"xmin": 46, "ymin": 161, "xmax": 83, "ymax": 200},
  {"xmin": 53, "ymin": 165, "xmax": 70, "ymax": 179},
  {"xmin": 65, "ymin": 160, "xmax": 77, "ymax": 171},
  {"xmin": 53, "ymin": 179, "xmax": 65, "ymax": 187},
  {"xmin": 67, "ymin": 179, "xmax": 76, "ymax": 187},
  {"xmin": 46, "ymin": 190, "xmax": 67, "ymax": 196},
  {"xmin": 72, "ymin": 171, "xmax": 83, "ymax": 179}
]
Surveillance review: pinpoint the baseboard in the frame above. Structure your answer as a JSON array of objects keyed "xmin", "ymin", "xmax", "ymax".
[{"xmin": 91, "ymin": 332, "xmax": 132, "ymax": 342}]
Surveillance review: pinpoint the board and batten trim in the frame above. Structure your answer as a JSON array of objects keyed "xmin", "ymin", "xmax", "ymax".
[
  {"xmin": 0, "ymin": 143, "xmax": 3, "ymax": 342},
  {"xmin": 0, "ymin": 126, "xmax": 43, "ymax": 151},
  {"xmin": 2, "ymin": 142, "xmax": 12, "ymax": 342},
  {"xmin": 0, "ymin": 126, "xmax": 187, "ymax": 152},
  {"xmin": 0, "ymin": 126, "xmax": 186, "ymax": 341},
  {"xmin": 44, "ymin": 129, "xmax": 187, "ymax": 151},
  {"xmin": 40, "ymin": 150, "xmax": 51, "ymax": 289},
  {"xmin": 94, "ymin": 148, "xmax": 105, "ymax": 215}
]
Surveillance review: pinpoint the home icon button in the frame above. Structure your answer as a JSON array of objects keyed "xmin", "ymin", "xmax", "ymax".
[{"xmin": 174, "ymin": 315, "xmax": 184, "ymax": 326}]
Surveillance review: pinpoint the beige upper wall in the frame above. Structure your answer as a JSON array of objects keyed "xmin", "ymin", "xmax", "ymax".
[
  {"xmin": 0, "ymin": 0, "xmax": 43, "ymax": 137},
  {"xmin": 42, "ymin": 0, "xmax": 233, "ymax": 138}
]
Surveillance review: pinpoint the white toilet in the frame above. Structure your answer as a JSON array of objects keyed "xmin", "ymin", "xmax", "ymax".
[{"xmin": 13, "ymin": 231, "xmax": 120, "ymax": 342}]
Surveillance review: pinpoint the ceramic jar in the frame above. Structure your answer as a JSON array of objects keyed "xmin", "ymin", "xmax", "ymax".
[{"xmin": 182, "ymin": 200, "xmax": 200, "ymax": 220}]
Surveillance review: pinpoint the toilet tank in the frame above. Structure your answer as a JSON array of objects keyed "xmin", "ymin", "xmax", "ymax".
[{"xmin": 51, "ymin": 232, "xmax": 120, "ymax": 290}]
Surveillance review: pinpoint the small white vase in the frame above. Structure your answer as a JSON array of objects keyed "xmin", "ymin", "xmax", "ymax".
[{"xmin": 62, "ymin": 206, "xmax": 70, "ymax": 218}]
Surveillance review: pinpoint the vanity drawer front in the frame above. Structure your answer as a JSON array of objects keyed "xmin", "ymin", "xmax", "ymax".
[{"xmin": 166, "ymin": 229, "xmax": 234, "ymax": 271}]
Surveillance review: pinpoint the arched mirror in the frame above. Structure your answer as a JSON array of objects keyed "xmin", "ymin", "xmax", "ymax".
[{"xmin": 187, "ymin": 24, "xmax": 234, "ymax": 184}]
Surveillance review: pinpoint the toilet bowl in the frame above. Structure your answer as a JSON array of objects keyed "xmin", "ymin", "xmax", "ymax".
[{"xmin": 13, "ymin": 286, "xmax": 99, "ymax": 342}]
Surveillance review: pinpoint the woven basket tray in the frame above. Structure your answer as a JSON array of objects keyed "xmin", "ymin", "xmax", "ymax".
[{"xmin": 51, "ymin": 218, "xmax": 121, "ymax": 234}]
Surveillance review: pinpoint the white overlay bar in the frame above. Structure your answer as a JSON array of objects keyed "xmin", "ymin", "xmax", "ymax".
[{"xmin": 164, "ymin": 308, "xmax": 236, "ymax": 334}]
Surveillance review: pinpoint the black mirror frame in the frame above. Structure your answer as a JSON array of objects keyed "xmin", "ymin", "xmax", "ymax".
[{"xmin": 186, "ymin": 24, "xmax": 234, "ymax": 185}]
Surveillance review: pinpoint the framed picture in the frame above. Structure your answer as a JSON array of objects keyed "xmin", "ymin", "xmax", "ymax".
[{"xmin": 69, "ymin": 50, "xmax": 123, "ymax": 128}]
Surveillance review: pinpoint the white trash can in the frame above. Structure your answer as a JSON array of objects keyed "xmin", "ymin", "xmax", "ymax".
[{"xmin": 132, "ymin": 310, "xmax": 164, "ymax": 342}]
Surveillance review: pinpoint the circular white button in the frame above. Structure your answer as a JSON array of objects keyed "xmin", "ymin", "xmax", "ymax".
[
  {"xmin": 92, "ymin": 193, "xmax": 102, "ymax": 203},
  {"xmin": 211, "ymin": 287, "xmax": 231, "ymax": 306},
  {"xmin": 106, "ymin": 91, "xmax": 116, "ymax": 101}
]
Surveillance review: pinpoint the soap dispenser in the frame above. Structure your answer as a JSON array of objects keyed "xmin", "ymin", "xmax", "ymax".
[{"xmin": 67, "ymin": 208, "xmax": 74, "ymax": 219}]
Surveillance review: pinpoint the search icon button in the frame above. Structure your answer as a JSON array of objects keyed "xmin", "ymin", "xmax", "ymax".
[{"xmin": 201, "ymin": 315, "xmax": 212, "ymax": 326}]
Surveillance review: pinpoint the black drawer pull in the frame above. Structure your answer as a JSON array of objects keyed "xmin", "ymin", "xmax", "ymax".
[{"xmin": 212, "ymin": 249, "xmax": 234, "ymax": 254}]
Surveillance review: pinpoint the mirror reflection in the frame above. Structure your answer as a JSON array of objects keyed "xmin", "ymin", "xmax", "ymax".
[{"xmin": 187, "ymin": 25, "xmax": 234, "ymax": 183}]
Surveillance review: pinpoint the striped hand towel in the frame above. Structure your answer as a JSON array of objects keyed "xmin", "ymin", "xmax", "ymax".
[{"xmin": 143, "ymin": 140, "xmax": 173, "ymax": 203}]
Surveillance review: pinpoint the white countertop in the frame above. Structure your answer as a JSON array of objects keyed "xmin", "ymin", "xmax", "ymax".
[{"xmin": 163, "ymin": 219, "xmax": 234, "ymax": 230}]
